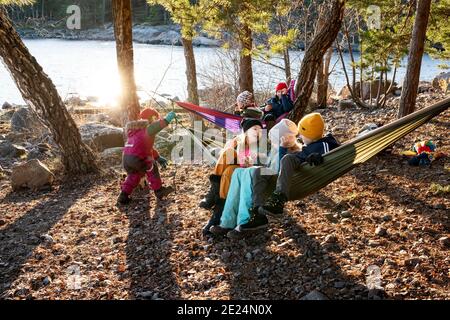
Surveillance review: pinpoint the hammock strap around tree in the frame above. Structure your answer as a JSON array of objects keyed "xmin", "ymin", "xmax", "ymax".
[
  {"xmin": 287, "ymin": 97, "xmax": 450, "ymax": 200},
  {"xmin": 175, "ymin": 101, "xmax": 244, "ymax": 133}
]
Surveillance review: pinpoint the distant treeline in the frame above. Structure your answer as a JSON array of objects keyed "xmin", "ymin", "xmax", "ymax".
[{"xmin": 6, "ymin": 0, "xmax": 170, "ymax": 28}]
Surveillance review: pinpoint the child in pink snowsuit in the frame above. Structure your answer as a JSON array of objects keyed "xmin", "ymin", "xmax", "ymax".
[{"xmin": 117, "ymin": 108, "xmax": 177, "ymax": 204}]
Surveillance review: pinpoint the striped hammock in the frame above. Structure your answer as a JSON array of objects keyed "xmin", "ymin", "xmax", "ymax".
[
  {"xmin": 287, "ymin": 97, "xmax": 450, "ymax": 200},
  {"xmin": 175, "ymin": 101, "xmax": 288, "ymax": 133},
  {"xmin": 175, "ymin": 101, "xmax": 243, "ymax": 133}
]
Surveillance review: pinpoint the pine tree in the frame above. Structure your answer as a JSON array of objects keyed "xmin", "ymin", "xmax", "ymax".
[
  {"xmin": 204, "ymin": 0, "xmax": 275, "ymax": 93},
  {"xmin": 112, "ymin": 0, "xmax": 141, "ymax": 124},
  {"xmin": 398, "ymin": 0, "xmax": 432, "ymax": 118},
  {"xmin": 147, "ymin": 0, "xmax": 201, "ymax": 105},
  {"xmin": 289, "ymin": 0, "xmax": 346, "ymax": 122}
]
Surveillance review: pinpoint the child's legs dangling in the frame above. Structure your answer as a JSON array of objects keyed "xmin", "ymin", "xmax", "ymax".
[
  {"xmin": 252, "ymin": 167, "xmax": 277, "ymax": 207},
  {"xmin": 145, "ymin": 160, "xmax": 162, "ymax": 191},
  {"xmin": 122, "ymin": 172, "xmax": 145, "ymax": 195},
  {"xmin": 220, "ymin": 168, "xmax": 245, "ymax": 229},
  {"xmin": 219, "ymin": 165, "xmax": 240, "ymax": 199},
  {"xmin": 236, "ymin": 168, "xmax": 256, "ymax": 226}
]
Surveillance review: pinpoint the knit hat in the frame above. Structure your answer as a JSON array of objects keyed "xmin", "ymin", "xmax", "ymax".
[
  {"xmin": 236, "ymin": 91, "xmax": 254, "ymax": 107},
  {"xmin": 269, "ymin": 119, "xmax": 298, "ymax": 143},
  {"xmin": 275, "ymin": 82, "xmax": 288, "ymax": 92},
  {"xmin": 298, "ymin": 113, "xmax": 325, "ymax": 141},
  {"xmin": 240, "ymin": 118, "xmax": 263, "ymax": 133},
  {"xmin": 140, "ymin": 108, "xmax": 160, "ymax": 121}
]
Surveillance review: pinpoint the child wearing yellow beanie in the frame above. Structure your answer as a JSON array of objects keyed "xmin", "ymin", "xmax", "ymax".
[{"xmin": 259, "ymin": 112, "xmax": 340, "ymax": 217}]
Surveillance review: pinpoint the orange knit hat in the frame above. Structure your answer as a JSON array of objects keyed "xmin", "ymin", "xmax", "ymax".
[{"xmin": 298, "ymin": 113, "xmax": 325, "ymax": 141}]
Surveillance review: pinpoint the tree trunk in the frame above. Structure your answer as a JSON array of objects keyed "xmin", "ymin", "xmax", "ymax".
[
  {"xmin": 289, "ymin": 0, "xmax": 346, "ymax": 122},
  {"xmin": 181, "ymin": 37, "xmax": 203, "ymax": 129},
  {"xmin": 316, "ymin": 57, "xmax": 324, "ymax": 107},
  {"xmin": 283, "ymin": 48, "xmax": 292, "ymax": 83},
  {"xmin": 102, "ymin": 0, "xmax": 106, "ymax": 26},
  {"xmin": 375, "ymin": 67, "xmax": 383, "ymax": 107},
  {"xmin": 398, "ymin": 0, "xmax": 432, "ymax": 118},
  {"xmin": 112, "ymin": 0, "xmax": 140, "ymax": 125},
  {"xmin": 317, "ymin": 46, "xmax": 333, "ymax": 108},
  {"xmin": 41, "ymin": 0, "xmax": 45, "ymax": 19},
  {"xmin": 238, "ymin": 24, "xmax": 254, "ymax": 93},
  {"xmin": 181, "ymin": 37, "xmax": 199, "ymax": 105},
  {"xmin": 0, "ymin": 7, "xmax": 99, "ymax": 174},
  {"xmin": 336, "ymin": 41, "xmax": 368, "ymax": 108}
]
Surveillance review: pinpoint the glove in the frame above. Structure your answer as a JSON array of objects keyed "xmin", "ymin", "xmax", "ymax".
[
  {"xmin": 157, "ymin": 156, "xmax": 169, "ymax": 169},
  {"xmin": 306, "ymin": 153, "xmax": 323, "ymax": 166},
  {"xmin": 165, "ymin": 111, "xmax": 177, "ymax": 124}
]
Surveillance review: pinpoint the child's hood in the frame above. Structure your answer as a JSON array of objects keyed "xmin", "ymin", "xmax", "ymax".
[
  {"xmin": 126, "ymin": 120, "xmax": 148, "ymax": 134},
  {"xmin": 269, "ymin": 118, "xmax": 298, "ymax": 145},
  {"xmin": 316, "ymin": 133, "xmax": 340, "ymax": 147},
  {"xmin": 304, "ymin": 133, "xmax": 340, "ymax": 152}
]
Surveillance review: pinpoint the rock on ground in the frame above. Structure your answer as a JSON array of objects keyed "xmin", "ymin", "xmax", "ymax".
[
  {"xmin": 79, "ymin": 123, "xmax": 124, "ymax": 152},
  {"xmin": 10, "ymin": 107, "xmax": 44, "ymax": 133},
  {"xmin": 100, "ymin": 147, "xmax": 124, "ymax": 166},
  {"xmin": 0, "ymin": 141, "xmax": 27, "ymax": 158},
  {"xmin": 10, "ymin": 159, "xmax": 54, "ymax": 190},
  {"xmin": 301, "ymin": 290, "xmax": 329, "ymax": 300},
  {"xmin": 432, "ymin": 72, "xmax": 450, "ymax": 93},
  {"xmin": 2, "ymin": 102, "xmax": 13, "ymax": 110}
]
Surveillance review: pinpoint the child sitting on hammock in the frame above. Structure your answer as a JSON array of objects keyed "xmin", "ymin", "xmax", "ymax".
[
  {"xmin": 263, "ymin": 82, "xmax": 294, "ymax": 122},
  {"xmin": 201, "ymin": 118, "xmax": 265, "ymax": 236},
  {"xmin": 259, "ymin": 112, "xmax": 340, "ymax": 217},
  {"xmin": 117, "ymin": 108, "xmax": 177, "ymax": 205},
  {"xmin": 209, "ymin": 119, "xmax": 301, "ymax": 239}
]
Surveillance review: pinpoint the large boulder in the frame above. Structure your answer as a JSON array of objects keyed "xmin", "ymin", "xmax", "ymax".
[
  {"xmin": 192, "ymin": 36, "xmax": 220, "ymax": 47},
  {"xmin": 10, "ymin": 107, "xmax": 44, "ymax": 132},
  {"xmin": 64, "ymin": 95, "xmax": 86, "ymax": 107},
  {"xmin": 417, "ymin": 81, "xmax": 434, "ymax": 93},
  {"xmin": 338, "ymin": 80, "xmax": 395, "ymax": 100},
  {"xmin": 0, "ymin": 141, "xmax": 27, "ymax": 158},
  {"xmin": 0, "ymin": 109, "xmax": 16, "ymax": 122},
  {"xmin": 2, "ymin": 101, "xmax": 13, "ymax": 110},
  {"xmin": 432, "ymin": 72, "xmax": 450, "ymax": 93},
  {"xmin": 79, "ymin": 123, "xmax": 124, "ymax": 152},
  {"xmin": 11, "ymin": 159, "xmax": 54, "ymax": 190},
  {"xmin": 337, "ymin": 85, "xmax": 352, "ymax": 100},
  {"xmin": 100, "ymin": 147, "xmax": 124, "ymax": 166},
  {"xmin": 155, "ymin": 30, "xmax": 182, "ymax": 45},
  {"xmin": 27, "ymin": 143, "xmax": 53, "ymax": 161},
  {"xmin": 338, "ymin": 99, "xmax": 356, "ymax": 111}
]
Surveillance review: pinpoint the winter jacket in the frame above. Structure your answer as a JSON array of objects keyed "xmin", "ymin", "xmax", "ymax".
[
  {"xmin": 122, "ymin": 119, "xmax": 168, "ymax": 173},
  {"xmin": 266, "ymin": 94, "xmax": 294, "ymax": 118},
  {"xmin": 293, "ymin": 133, "xmax": 340, "ymax": 162}
]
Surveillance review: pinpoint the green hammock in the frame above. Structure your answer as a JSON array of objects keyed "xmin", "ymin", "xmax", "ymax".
[{"xmin": 287, "ymin": 97, "xmax": 450, "ymax": 200}]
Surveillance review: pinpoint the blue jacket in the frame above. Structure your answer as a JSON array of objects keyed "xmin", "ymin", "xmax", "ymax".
[
  {"xmin": 266, "ymin": 94, "xmax": 294, "ymax": 118},
  {"xmin": 291, "ymin": 133, "xmax": 340, "ymax": 162}
]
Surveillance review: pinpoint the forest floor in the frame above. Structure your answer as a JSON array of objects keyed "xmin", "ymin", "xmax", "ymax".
[{"xmin": 0, "ymin": 92, "xmax": 449, "ymax": 300}]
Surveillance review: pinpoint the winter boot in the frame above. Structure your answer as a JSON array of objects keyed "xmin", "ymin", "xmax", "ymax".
[
  {"xmin": 259, "ymin": 191, "xmax": 288, "ymax": 217},
  {"xmin": 199, "ymin": 174, "xmax": 221, "ymax": 209},
  {"xmin": 239, "ymin": 207, "xmax": 269, "ymax": 231},
  {"xmin": 202, "ymin": 198, "xmax": 225, "ymax": 236},
  {"xmin": 155, "ymin": 186, "xmax": 174, "ymax": 200},
  {"xmin": 117, "ymin": 191, "xmax": 131, "ymax": 205},
  {"xmin": 210, "ymin": 225, "xmax": 233, "ymax": 236}
]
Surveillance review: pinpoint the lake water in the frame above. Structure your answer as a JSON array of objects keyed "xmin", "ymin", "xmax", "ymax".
[{"xmin": 0, "ymin": 39, "xmax": 448, "ymax": 106}]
